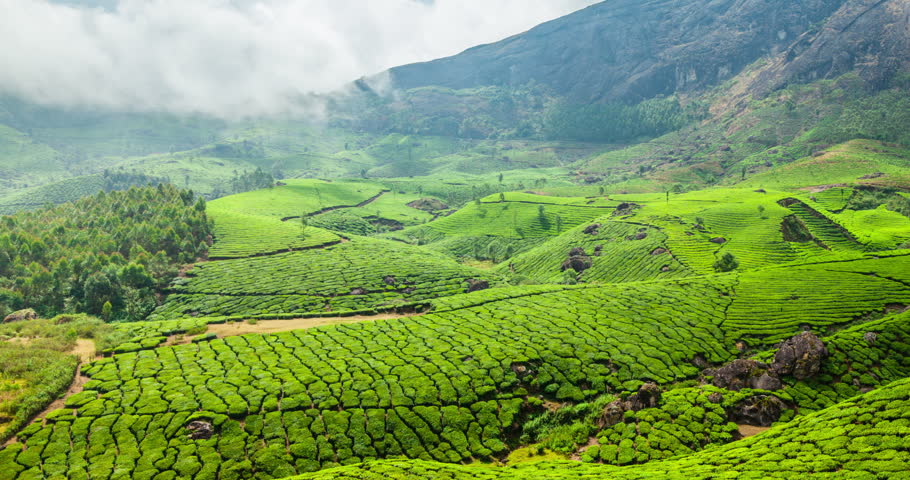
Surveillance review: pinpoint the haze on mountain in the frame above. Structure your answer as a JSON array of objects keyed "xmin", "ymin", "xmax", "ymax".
[{"xmin": 0, "ymin": 0, "xmax": 597, "ymax": 118}]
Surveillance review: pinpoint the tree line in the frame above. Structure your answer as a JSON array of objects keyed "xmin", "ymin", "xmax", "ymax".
[{"xmin": 0, "ymin": 185, "xmax": 213, "ymax": 321}]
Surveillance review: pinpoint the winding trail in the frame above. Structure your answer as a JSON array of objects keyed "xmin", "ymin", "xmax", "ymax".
[
  {"xmin": 202, "ymin": 313, "xmax": 420, "ymax": 339},
  {"xmin": 4, "ymin": 340, "xmax": 98, "ymax": 446},
  {"xmin": 280, "ymin": 190, "xmax": 390, "ymax": 222}
]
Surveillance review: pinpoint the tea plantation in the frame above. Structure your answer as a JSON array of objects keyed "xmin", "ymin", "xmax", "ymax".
[
  {"xmin": 503, "ymin": 185, "xmax": 909, "ymax": 284},
  {"xmin": 2, "ymin": 251, "xmax": 909, "ymax": 479},
  {"xmin": 2, "ymin": 145, "xmax": 910, "ymax": 480},
  {"xmin": 285, "ymin": 376, "xmax": 910, "ymax": 479},
  {"xmin": 384, "ymin": 192, "xmax": 615, "ymax": 258},
  {"xmin": 205, "ymin": 208, "xmax": 341, "ymax": 259},
  {"xmin": 149, "ymin": 236, "xmax": 495, "ymax": 319}
]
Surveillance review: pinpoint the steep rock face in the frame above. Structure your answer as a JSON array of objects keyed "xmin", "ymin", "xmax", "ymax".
[
  {"xmin": 747, "ymin": 0, "xmax": 910, "ymax": 94},
  {"xmin": 389, "ymin": 0, "xmax": 848, "ymax": 103}
]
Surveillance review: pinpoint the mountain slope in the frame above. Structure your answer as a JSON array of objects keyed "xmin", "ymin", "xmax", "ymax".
[{"xmin": 389, "ymin": 0, "xmax": 856, "ymax": 103}]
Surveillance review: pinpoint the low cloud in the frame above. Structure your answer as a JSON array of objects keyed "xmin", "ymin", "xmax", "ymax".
[{"xmin": 0, "ymin": 0, "xmax": 597, "ymax": 119}]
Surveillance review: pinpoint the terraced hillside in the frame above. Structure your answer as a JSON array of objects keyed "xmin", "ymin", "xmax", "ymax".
[
  {"xmin": 503, "ymin": 185, "xmax": 910, "ymax": 284},
  {"xmin": 3, "ymin": 252, "xmax": 908, "ymax": 480},
  {"xmin": 285, "ymin": 376, "xmax": 910, "ymax": 479},
  {"xmin": 388, "ymin": 192, "xmax": 617, "ymax": 260},
  {"xmin": 152, "ymin": 236, "xmax": 494, "ymax": 319}
]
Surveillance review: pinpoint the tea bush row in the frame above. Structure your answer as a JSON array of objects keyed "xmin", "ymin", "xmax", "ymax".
[
  {"xmin": 501, "ymin": 219, "xmax": 692, "ymax": 284},
  {"xmin": 206, "ymin": 209, "xmax": 341, "ymax": 259},
  {"xmin": 0, "ymin": 279, "xmax": 738, "ymax": 479},
  {"xmin": 284, "ymin": 376, "xmax": 910, "ymax": 479},
  {"xmin": 150, "ymin": 237, "xmax": 493, "ymax": 319},
  {"xmin": 724, "ymin": 254, "xmax": 910, "ymax": 343}
]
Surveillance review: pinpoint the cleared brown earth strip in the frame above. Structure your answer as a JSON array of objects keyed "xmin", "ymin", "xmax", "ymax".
[
  {"xmin": 737, "ymin": 425, "xmax": 770, "ymax": 438},
  {"xmin": 280, "ymin": 190, "xmax": 391, "ymax": 222},
  {"xmin": 203, "ymin": 314, "xmax": 419, "ymax": 338}
]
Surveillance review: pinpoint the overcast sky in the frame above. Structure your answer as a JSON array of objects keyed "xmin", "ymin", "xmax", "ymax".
[{"xmin": 0, "ymin": 0, "xmax": 598, "ymax": 118}]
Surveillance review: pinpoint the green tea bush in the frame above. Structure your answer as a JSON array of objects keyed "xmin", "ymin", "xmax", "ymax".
[
  {"xmin": 283, "ymin": 376, "xmax": 910, "ymax": 480},
  {"xmin": 150, "ymin": 237, "xmax": 494, "ymax": 319}
]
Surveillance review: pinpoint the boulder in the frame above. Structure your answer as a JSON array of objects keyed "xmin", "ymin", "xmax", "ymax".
[
  {"xmin": 562, "ymin": 255, "xmax": 593, "ymax": 273},
  {"xmin": 3, "ymin": 308, "xmax": 37, "ymax": 324},
  {"xmin": 627, "ymin": 383, "xmax": 662, "ymax": 411},
  {"xmin": 466, "ymin": 279, "xmax": 490, "ymax": 293},
  {"xmin": 186, "ymin": 421, "xmax": 215, "ymax": 440},
  {"xmin": 863, "ymin": 332, "xmax": 878, "ymax": 345},
  {"xmin": 569, "ymin": 247, "xmax": 587, "ymax": 257},
  {"xmin": 600, "ymin": 399, "xmax": 627, "ymax": 427},
  {"xmin": 562, "ymin": 248, "xmax": 593, "ymax": 273},
  {"xmin": 598, "ymin": 383, "xmax": 663, "ymax": 427},
  {"xmin": 771, "ymin": 331, "xmax": 828, "ymax": 380},
  {"xmin": 730, "ymin": 395, "xmax": 784, "ymax": 427},
  {"xmin": 753, "ymin": 374, "xmax": 783, "ymax": 391},
  {"xmin": 705, "ymin": 359, "xmax": 777, "ymax": 391},
  {"xmin": 583, "ymin": 224, "xmax": 601, "ymax": 235}
]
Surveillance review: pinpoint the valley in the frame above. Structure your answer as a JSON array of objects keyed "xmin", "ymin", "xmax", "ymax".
[{"xmin": 1, "ymin": 0, "xmax": 910, "ymax": 478}]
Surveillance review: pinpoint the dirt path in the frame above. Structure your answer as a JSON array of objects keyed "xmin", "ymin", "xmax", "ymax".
[
  {"xmin": 738, "ymin": 424, "xmax": 770, "ymax": 438},
  {"xmin": 204, "ymin": 314, "xmax": 414, "ymax": 338},
  {"xmin": 70, "ymin": 339, "xmax": 97, "ymax": 363},
  {"xmin": 3, "ymin": 340, "xmax": 98, "ymax": 446},
  {"xmin": 280, "ymin": 190, "xmax": 390, "ymax": 222}
]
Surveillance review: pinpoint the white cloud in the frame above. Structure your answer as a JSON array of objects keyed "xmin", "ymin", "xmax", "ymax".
[{"xmin": 0, "ymin": 0, "xmax": 597, "ymax": 118}]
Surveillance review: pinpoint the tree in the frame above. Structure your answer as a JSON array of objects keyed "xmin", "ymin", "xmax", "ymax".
[
  {"xmin": 555, "ymin": 215, "xmax": 564, "ymax": 233},
  {"xmin": 300, "ymin": 215, "xmax": 309, "ymax": 239},
  {"xmin": 123, "ymin": 288, "xmax": 155, "ymax": 322},
  {"xmin": 538, "ymin": 204, "xmax": 546, "ymax": 219},
  {"xmin": 499, "ymin": 193, "xmax": 506, "ymax": 203},
  {"xmin": 84, "ymin": 272, "xmax": 115, "ymax": 314},
  {"xmin": 713, "ymin": 253, "xmax": 739, "ymax": 273},
  {"xmin": 498, "ymin": 173, "xmax": 504, "ymax": 184},
  {"xmin": 101, "ymin": 301, "xmax": 112, "ymax": 321},
  {"xmin": 757, "ymin": 205, "xmax": 766, "ymax": 218},
  {"xmin": 487, "ymin": 241, "xmax": 500, "ymax": 263}
]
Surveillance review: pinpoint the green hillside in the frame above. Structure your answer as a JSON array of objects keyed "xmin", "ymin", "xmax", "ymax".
[
  {"xmin": 285, "ymin": 375, "xmax": 910, "ymax": 479},
  {"xmin": 151, "ymin": 236, "xmax": 495, "ymax": 319},
  {"xmin": 3, "ymin": 253, "xmax": 909, "ymax": 479},
  {"xmin": 1, "ymin": 1, "xmax": 910, "ymax": 479},
  {"xmin": 0, "ymin": 124, "xmax": 62, "ymax": 188}
]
